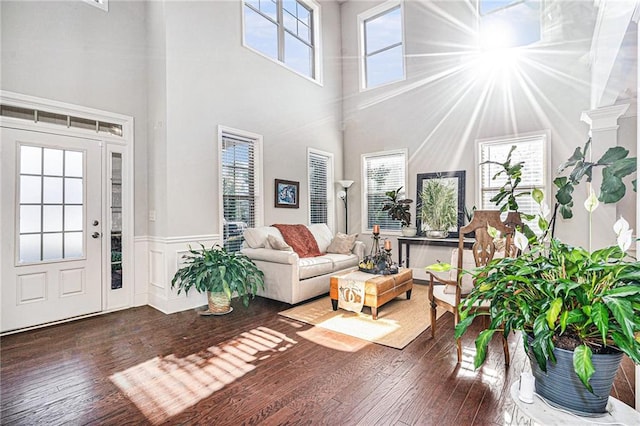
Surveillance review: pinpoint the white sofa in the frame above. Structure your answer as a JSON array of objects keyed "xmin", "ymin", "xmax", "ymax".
[{"xmin": 241, "ymin": 224, "xmax": 365, "ymax": 304}]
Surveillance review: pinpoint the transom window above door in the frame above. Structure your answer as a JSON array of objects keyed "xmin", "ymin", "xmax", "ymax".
[{"xmin": 243, "ymin": 0, "xmax": 321, "ymax": 81}]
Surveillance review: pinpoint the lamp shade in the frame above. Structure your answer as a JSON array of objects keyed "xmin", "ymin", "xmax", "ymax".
[{"xmin": 337, "ymin": 180, "xmax": 354, "ymax": 189}]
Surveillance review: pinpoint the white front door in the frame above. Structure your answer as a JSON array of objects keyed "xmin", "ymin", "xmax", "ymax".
[{"xmin": 1, "ymin": 128, "xmax": 103, "ymax": 332}]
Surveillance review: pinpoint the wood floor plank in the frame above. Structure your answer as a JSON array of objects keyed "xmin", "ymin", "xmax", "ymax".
[{"xmin": 1, "ymin": 297, "xmax": 635, "ymax": 425}]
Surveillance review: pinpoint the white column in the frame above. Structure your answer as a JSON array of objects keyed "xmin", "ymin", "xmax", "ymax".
[
  {"xmin": 635, "ymin": 2, "xmax": 640, "ymax": 412},
  {"xmin": 580, "ymin": 104, "xmax": 629, "ymax": 250}
]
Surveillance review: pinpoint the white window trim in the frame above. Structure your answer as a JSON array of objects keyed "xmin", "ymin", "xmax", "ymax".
[
  {"xmin": 241, "ymin": 0, "xmax": 323, "ymax": 86},
  {"xmin": 83, "ymin": 0, "xmax": 108, "ymax": 12},
  {"xmin": 475, "ymin": 130, "xmax": 551, "ymax": 213},
  {"xmin": 361, "ymin": 148, "xmax": 408, "ymax": 235},
  {"xmin": 357, "ymin": 0, "xmax": 406, "ymax": 92},
  {"xmin": 217, "ymin": 125, "xmax": 264, "ymax": 238},
  {"xmin": 307, "ymin": 148, "xmax": 335, "ymax": 231}
]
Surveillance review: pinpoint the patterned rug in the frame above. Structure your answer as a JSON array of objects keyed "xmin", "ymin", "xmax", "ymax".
[{"xmin": 278, "ymin": 284, "xmax": 443, "ymax": 349}]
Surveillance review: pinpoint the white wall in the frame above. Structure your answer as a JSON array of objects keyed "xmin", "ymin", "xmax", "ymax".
[
  {"xmin": 340, "ymin": 0, "xmax": 636, "ymax": 256},
  {"xmin": 0, "ymin": 0, "xmax": 149, "ymax": 236}
]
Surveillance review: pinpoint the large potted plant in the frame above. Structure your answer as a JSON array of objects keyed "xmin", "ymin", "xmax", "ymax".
[
  {"xmin": 171, "ymin": 244, "xmax": 265, "ymax": 315},
  {"xmin": 455, "ymin": 139, "xmax": 639, "ymax": 415},
  {"xmin": 382, "ymin": 186, "xmax": 416, "ymax": 236},
  {"xmin": 419, "ymin": 179, "xmax": 458, "ymax": 238}
]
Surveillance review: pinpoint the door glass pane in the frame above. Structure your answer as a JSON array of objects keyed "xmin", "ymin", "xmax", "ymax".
[
  {"xmin": 43, "ymin": 233, "xmax": 63, "ymax": 260},
  {"xmin": 20, "ymin": 205, "xmax": 41, "ymax": 233},
  {"xmin": 20, "ymin": 234, "xmax": 41, "ymax": 263},
  {"xmin": 19, "ymin": 145, "xmax": 86, "ymax": 262},
  {"xmin": 64, "ymin": 205, "xmax": 83, "ymax": 231},
  {"xmin": 111, "ymin": 152, "xmax": 123, "ymax": 290},
  {"xmin": 64, "ymin": 178, "xmax": 83, "ymax": 204},
  {"xmin": 20, "ymin": 176, "xmax": 41, "ymax": 203},
  {"xmin": 64, "ymin": 232, "xmax": 83, "ymax": 258},
  {"xmin": 65, "ymin": 151, "xmax": 83, "ymax": 177},
  {"xmin": 43, "ymin": 148, "xmax": 64, "ymax": 175},
  {"xmin": 43, "ymin": 205, "xmax": 63, "ymax": 232},
  {"xmin": 20, "ymin": 146, "xmax": 42, "ymax": 174},
  {"xmin": 43, "ymin": 177, "xmax": 63, "ymax": 203}
]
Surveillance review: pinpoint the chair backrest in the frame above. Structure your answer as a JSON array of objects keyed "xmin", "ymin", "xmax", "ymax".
[{"xmin": 455, "ymin": 210, "xmax": 514, "ymax": 290}]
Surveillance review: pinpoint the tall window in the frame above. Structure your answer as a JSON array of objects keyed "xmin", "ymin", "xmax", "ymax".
[
  {"xmin": 243, "ymin": 0, "xmax": 319, "ymax": 80},
  {"xmin": 478, "ymin": 132, "xmax": 549, "ymax": 233},
  {"xmin": 220, "ymin": 130, "xmax": 261, "ymax": 252},
  {"xmin": 359, "ymin": 1, "xmax": 405, "ymax": 89},
  {"xmin": 308, "ymin": 149, "xmax": 333, "ymax": 227},
  {"xmin": 362, "ymin": 150, "xmax": 407, "ymax": 232},
  {"xmin": 477, "ymin": 0, "xmax": 541, "ymax": 49}
]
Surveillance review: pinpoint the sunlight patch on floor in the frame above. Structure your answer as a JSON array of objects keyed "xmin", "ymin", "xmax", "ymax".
[
  {"xmin": 456, "ymin": 346, "xmax": 500, "ymax": 385},
  {"xmin": 109, "ymin": 326, "xmax": 297, "ymax": 424}
]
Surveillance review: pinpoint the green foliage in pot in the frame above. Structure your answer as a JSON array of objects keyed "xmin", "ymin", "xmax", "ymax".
[
  {"xmin": 455, "ymin": 142, "xmax": 639, "ymax": 393},
  {"xmin": 171, "ymin": 244, "xmax": 265, "ymax": 307},
  {"xmin": 554, "ymin": 138, "xmax": 637, "ymax": 219},
  {"xmin": 419, "ymin": 179, "xmax": 457, "ymax": 232},
  {"xmin": 382, "ymin": 186, "xmax": 414, "ymax": 227}
]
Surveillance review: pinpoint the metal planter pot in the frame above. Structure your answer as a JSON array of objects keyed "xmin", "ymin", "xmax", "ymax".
[{"xmin": 527, "ymin": 345, "xmax": 623, "ymax": 416}]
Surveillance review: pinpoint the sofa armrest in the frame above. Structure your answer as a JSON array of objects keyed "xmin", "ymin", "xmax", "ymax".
[
  {"xmin": 241, "ymin": 248, "xmax": 299, "ymax": 265},
  {"xmin": 353, "ymin": 241, "xmax": 366, "ymax": 260}
]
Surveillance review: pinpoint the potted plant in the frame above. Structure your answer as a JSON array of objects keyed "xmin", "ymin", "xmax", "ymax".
[
  {"xmin": 171, "ymin": 244, "xmax": 265, "ymax": 315},
  {"xmin": 382, "ymin": 186, "xmax": 416, "ymax": 236},
  {"xmin": 454, "ymin": 139, "xmax": 639, "ymax": 415},
  {"xmin": 419, "ymin": 179, "xmax": 458, "ymax": 238}
]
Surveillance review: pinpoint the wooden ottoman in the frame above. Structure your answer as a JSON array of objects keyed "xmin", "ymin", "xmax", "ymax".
[{"xmin": 329, "ymin": 268, "xmax": 413, "ymax": 320}]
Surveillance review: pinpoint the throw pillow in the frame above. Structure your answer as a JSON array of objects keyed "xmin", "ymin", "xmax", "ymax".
[
  {"xmin": 326, "ymin": 233, "xmax": 358, "ymax": 254},
  {"xmin": 266, "ymin": 234, "xmax": 292, "ymax": 251}
]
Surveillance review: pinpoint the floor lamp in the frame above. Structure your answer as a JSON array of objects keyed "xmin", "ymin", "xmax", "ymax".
[{"xmin": 337, "ymin": 180, "xmax": 354, "ymax": 233}]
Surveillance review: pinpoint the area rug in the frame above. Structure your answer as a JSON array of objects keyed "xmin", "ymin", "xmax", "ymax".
[{"xmin": 278, "ymin": 284, "xmax": 442, "ymax": 349}]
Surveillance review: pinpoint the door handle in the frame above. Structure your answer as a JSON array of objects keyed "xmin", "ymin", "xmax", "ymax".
[{"xmin": 92, "ymin": 232, "xmax": 101, "ymax": 239}]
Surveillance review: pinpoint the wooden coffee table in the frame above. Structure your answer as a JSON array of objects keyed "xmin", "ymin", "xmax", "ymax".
[{"xmin": 329, "ymin": 268, "xmax": 413, "ymax": 320}]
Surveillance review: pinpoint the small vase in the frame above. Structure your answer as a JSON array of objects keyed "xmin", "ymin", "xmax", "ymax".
[
  {"xmin": 425, "ymin": 230, "xmax": 448, "ymax": 238},
  {"xmin": 401, "ymin": 226, "xmax": 417, "ymax": 237}
]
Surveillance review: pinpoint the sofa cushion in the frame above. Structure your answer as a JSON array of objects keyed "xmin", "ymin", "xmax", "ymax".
[
  {"xmin": 265, "ymin": 235, "xmax": 292, "ymax": 251},
  {"xmin": 326, "ymin": 233, "xmax": 358, "ymax": 254},
  {"xmin": 298, "ymin": 256, "xmax": 334, "ymax": 279},
  {"xmin": 273, "ymin": 224, "xmax": 322, "ymax": 258},
  {"xmin": 323, "ymin": 253, "xmax": 359, "ymax": 271},
  {"xmin": 244, "ymin": 226, "xmax": 284, "ymax": 248},
  {"xmin": 307, "ymin": 223, "xmax": 333, "ymax": 253}
]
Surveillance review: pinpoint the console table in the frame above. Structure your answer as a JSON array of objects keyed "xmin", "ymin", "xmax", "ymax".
[{"xmin": 397, "ymin": 236, "xmax": 473, "ymax": 267}]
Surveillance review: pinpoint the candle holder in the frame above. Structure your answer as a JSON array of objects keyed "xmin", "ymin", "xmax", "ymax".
[{"xmin": 358, "ymin": 231, "xmax": 399, "ymax": 275}]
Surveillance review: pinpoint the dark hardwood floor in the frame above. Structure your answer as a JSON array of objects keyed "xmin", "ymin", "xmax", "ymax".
[{"xmin": 1, "ymin": 289, "xmax": 635, "ymax": 425}]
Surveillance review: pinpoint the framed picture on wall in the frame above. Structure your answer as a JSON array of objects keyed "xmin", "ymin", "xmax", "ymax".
[
  {"xmin": 274, "ymin": 179, "xmax": 300, "ymax": 208},
  {"xmin": 416, "ymin": 170, "xmax": 466, "ymax": 238}
]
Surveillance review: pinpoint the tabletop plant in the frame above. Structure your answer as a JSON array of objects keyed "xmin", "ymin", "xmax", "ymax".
[
  {"xmin": 419, "ymin": 178, "xmax": 457, "ymax": 236},
  {"xmin": 454, "ymin": 140, "xmax": 639, "ymax": 395},
  {"xmin": 381, "ymin": 186, "xmax": 414, "ymax": 227}
]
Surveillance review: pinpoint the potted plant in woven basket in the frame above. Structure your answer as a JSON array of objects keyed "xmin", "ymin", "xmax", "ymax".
[
  {"xmin": 455, "ymin": 139, "xmax": 639, "ymax": 416},
  {"xmin": 171, "ymin": 244, "xmax": 265, "ymax": 315}
]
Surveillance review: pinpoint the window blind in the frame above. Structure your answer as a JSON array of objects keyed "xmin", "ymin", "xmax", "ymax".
[
  {"xmin": 363, "ymin": 151, "xmax": 406, "ymax": 231},
  {"xmin": 479, "ymin": 134, "xmax": 547, "ymax": 233},
  {"xmin": 308, "ymin": 152, "xmax": 328, "ymax": 225},
  {"xmin": 221, "ymin": 133, "xmax": 257, "ymax": 252}
]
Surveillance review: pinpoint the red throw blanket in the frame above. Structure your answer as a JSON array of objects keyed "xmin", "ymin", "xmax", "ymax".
[{"xmin": 272, "ymin": 224, "xmax": 322, "ymax": 258}]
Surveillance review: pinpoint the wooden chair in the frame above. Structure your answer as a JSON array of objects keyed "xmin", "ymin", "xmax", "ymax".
[{"xmin": 426, "ymin": 210, "xmax": 514, "ymax": 365}]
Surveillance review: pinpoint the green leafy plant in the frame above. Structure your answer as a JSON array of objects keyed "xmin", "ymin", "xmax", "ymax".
[
  {"xmin": 420, "ymin": 179, "xmax": 457, "ymax": 232},
  {"xmin": 554, "ymin": 138, "xmax": 637, "ymax": 219},
  {"xmin": 381, "ymin": 186, "xmax": 414, "ymax": 227},
  {"xmin": 455, "ymin": 141, "xmax": 639, "ymax": 393},
  {"xmin": 171, "ymin": 244, "xmax": 265, "ymax": 307}
]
